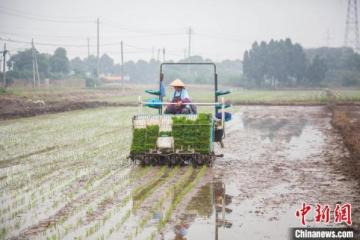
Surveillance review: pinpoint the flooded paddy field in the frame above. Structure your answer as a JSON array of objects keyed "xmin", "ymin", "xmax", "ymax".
[{"xmin": 0, "ymin": 106, "xmax": 359, "ymax": 239}]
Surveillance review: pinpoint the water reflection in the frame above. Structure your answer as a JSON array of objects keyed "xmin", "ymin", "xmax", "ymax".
[
  {"xmin": 229, "ymin": 112, "xmax": 308, "ymax": 143},
  {"xmin": 214, "ymin": 181, "xmax": 233, "ymax": 240},
  {"xmin": 186, "ymin": 184, "xmax": 212, "ymax": 217},
  {"xmin": 171, "ymin": 179, "xmax": 233, "ymax": 240}
]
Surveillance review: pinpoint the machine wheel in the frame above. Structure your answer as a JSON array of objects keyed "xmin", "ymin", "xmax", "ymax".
[
  {"xmin": 158, "ymin": 156, "xmax": 165, "ymax": 166},
  {"xmin": 197, "ymin": 155, "xmax": 204, "ymax": 166},
  {"xmin": 144, "ymin": 156, "xmax": 151, "ymax": 166},
  {"xmin": 151, "ymin": 158, "xmax": 157, "ymax": 166},
  {"xmin": 192, "ymin": 156, "xmax": 198, "ymax": 168},
  {"xmin": 167, "ymin": 155, "xmax": 175, "ymax": 167}
]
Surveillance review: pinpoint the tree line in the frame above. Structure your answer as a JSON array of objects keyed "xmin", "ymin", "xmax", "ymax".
[
  {"xmin": 3, "ymin": 47, "xmax": 242, "ymax": 87},
  {"xmin": 2, "ymin": 38, "xmax": 360, "ymax": 88},
  {"xmin": 243, "ymin": 38, "xmax": 360, "ymax": 88}
]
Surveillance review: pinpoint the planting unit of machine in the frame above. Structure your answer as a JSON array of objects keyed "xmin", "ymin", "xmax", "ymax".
[{"xmin": 129, "ymin": 62, "xmax": 232, "ymax": 166}]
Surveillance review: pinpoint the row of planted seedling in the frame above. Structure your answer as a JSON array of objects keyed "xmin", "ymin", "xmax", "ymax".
[
  {"xmin": 2, "ymin": 136, "xmax": 131, "ymax": 239},
  {"xmin": 1, "ymin": 127, "xmax": 129, "ymax": 211},
  {"xmin": 1, "ymin": 123, "xmax": 129, "ymax": 197},
  {"xmin": 0, "ymin": 107, "xmax": 132, "ymax": 162},
  {"xmin": 40, "ymin": 166, "xmax": 154, "ymax": 240},
  {"xmin": 68, "ymin": 166, "xmax": 173, "ymax": 240},
  {"xmin": 104, "ymin": 167, "xmax": 198, "ymax": 240},
  {"xmin": 127, "ymin": 166, "xmax": 207, "ymax": 240},
  {"xmin": 57, "ymin": 166, "xmax": 177, "ymax": 240}
]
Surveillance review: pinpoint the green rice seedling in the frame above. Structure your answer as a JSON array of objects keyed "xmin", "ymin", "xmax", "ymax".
[
  {"xmin": 159, "ymin": 166, "xmax": 207, "ymax": 229},
  {"xmin": 141, "ymin": 166, "xmax": 208, "ymax": 240},
  {"xmin": 124, "ymin": 167, "xmax": 195, "ymax": 240},
  {"xmin": 131, "ymin": 125, "xmax": 159, "ymax": 154},
  {"xmin": 57, "ymin": 168, "xmax": 151, "ymax": 240},
  {"xmin": 172, "ymin": 114, "xmax": 212, "ymax": 153}
]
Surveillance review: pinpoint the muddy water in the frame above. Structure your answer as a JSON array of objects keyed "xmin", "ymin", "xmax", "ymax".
[
  {"xmin": 4, "ymin": 106, "xmax": 359, "ymax": 240},
  {"xmin": 163, "ymin": 106, "xmax": 360, "ymax": 240}
]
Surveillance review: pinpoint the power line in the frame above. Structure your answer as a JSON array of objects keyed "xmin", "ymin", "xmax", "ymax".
[
  {"xmin": 194, "ymin": 32, "xmax": 243, "ymax": 42},
  {"xmin": 0, "ymin": 31, "xmax": 96, "ymax": 40},
  {"xmin": 101, "ymin": 19, "xmax": 185, "ymax": 35},
  {"xmin": 0, "ymin": 5, "xmax": 95, "ymax": 20},
  {"xmin": 0, "ymin": 36, "xmax": 185, "ymax": 57},
  {"xmin": 0, "ymin": 7, "xmax": 94, "ymax": 23},
  {"xmin": 0, "ymin": 37, "xmax": 89, "ymax": 47},
  {"xmin": 123, "ymin": 43, "xmax": 153, "ymax": 52},
  {"xmin": 0, "ymin": 30, "xmax": 185, "ymax": 43}
]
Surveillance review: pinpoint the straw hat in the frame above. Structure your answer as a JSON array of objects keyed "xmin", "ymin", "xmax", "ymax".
[{"xmin": 170, "ymin": 79, "xmax": 185, "ymax": 87}]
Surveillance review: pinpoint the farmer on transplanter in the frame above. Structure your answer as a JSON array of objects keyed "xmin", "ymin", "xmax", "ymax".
[{"xmin": 164, "ymin": 79, "xmax": 197, "ymax": 114}]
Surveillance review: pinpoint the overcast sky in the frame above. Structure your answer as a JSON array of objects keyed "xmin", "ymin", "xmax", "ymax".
[{"xmin": 0, "ymin": 0, "xmax": 349, "ymax": 63}]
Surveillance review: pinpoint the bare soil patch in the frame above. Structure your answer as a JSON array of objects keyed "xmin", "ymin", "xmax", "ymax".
[{"xmin": 0, "ymin": 95, "xmax": 128, "ymax": 120}]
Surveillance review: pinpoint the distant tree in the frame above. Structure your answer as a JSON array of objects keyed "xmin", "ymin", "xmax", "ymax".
[
  {"xmin": 7, "ymin": 48, "xmax": 50, "ymax": 80},
  {"xmin": 83, "ymin": 55, "xmax": 97, "ymax": 74},
  {"xmin": 99, "ymin": 54, "xmax": 114, "ymax": 74},
  {"xmin": 306, "ymin": 55, "xmax": 327, "ymax": 86},
  {"xmin": 345, "ymin": 53, "xmax": 360, "ymax": 71},
  {"xmin": 243, "ymin": 38, "xmax": 307, "ymax": 88},
  {"xmin": 70, "ymin": 57, "xmax": 86, "ymax": 75},
  {"xmin": 218, "ymin": 59, "xmax": 242, "ymax": 86},
  {"xmin": 304, "ymin": 47, "xmax": 360, "ymax": 86},
  {"xmin": 290, "ymin": 43, "xmax": 307, "ymax": 84},
  {"xmin": 305, "ymin": 47, "xmax": 354, "ymax": 70},
  {"xmin": 50, "ymin": 47, "xmax": 70, "ymax": 75}
]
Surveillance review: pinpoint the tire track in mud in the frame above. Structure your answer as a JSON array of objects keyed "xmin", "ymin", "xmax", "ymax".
[{"xmin": 0, "ymin": 146, "xmax": 58, "ymax": 169}]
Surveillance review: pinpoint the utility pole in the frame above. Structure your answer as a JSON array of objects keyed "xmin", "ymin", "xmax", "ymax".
[
  {"xmin": 157, "ymin": 48, "xmax": 160, "ymax": 62},
  {"xmin": 121, "ymin": 40, "xmax": 124, "ymax": 93},
  {"xmin": 188, "ymin": 26, "xmax": 192, "ymax": 58},
  {"xmin": 31, "ymin": 39, "xmax": 40, "ymax": 88},
  {"xmin": 87, "ymin": 37, "xmax": 90, "ymax": 58},
  {"xmin": 96, "ymin": 18, "xmax": 100, "ymax": 83},
  {"xmin": 35, "ymin": 49, "xmax": 40, "ymax": 88},
  {"xmin": 162, "ymin": 48, "xmax": 165, "ymax": 62},
  {"xmin": 344, "ymin": 0, "xmax": 360, "ymax": 52},
  {"xmin": 2, "ymin": 43, "xmax": 7, "ymax": 88},
  {"xmin": 31, "ymin": 39, "xmax": 36, "ymax": 88},
  {"xmin": 152, "ymin": 46, "xmax": 155, "ymax": 60}
]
